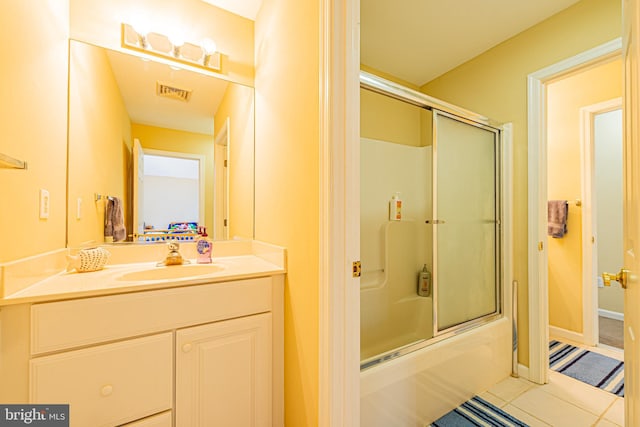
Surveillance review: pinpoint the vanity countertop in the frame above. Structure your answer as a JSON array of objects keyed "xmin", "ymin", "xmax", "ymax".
[{"xmin": 0, "ymin": 240, "xmax": 286, "ymax": 306}]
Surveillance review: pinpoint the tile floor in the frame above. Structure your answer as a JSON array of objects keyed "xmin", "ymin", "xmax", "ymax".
[{"xmin": 480, "ymin": 345, "xmax": 624, "ymax": 426}]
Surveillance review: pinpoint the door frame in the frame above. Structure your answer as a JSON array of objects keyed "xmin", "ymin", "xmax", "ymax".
[
  {"xmin": 318, "ymin": 0, "xmax": 361, "ymax": 425},
  {"xmin": 580, "ymin": 98, "xmax": 624, "ymax": 347},
  {"xmin": 527, "ymin": 38, "xmax": 622, "ymax": 384}
]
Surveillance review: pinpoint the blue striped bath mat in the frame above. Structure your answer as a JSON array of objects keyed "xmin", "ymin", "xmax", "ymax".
[
  {"xmin": 429, "ymin": 395, "xmax": 529, "ymax": 426},
  {"xmin": 549, "ymin": 340, "xmax": 624, "ymax": 397}
]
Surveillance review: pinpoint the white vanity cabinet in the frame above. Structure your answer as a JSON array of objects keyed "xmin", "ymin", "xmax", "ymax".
[
  {"xmin": 0, "ymin": 274, "xmax": 284, "ymax": 427},
  {"xmin": 176, "ymin": 313, "xmax": 272, "ymax": 426}
]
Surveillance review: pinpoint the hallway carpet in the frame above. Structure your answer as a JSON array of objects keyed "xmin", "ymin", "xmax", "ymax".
[
  {"xmin": 549, "ymin": 340, "xmax": 624, "ymax": 397},
  {"xmin": 428, "ymin": 396, "xmax": 529, "ymax": 426}
]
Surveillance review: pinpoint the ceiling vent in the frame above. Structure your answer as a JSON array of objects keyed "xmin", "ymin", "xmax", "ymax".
[{"xmin": 156, "ymin": 81, "xmax": 192, "ymax": 102}]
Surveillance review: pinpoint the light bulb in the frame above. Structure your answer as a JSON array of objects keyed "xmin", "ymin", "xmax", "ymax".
[
  {"xmin": 200, "ymin": 38, "xmax": 217, "ymax": 55},
  {"xmin": 168, "ymin": 33, "xmax": 185, "ymax": 48}
]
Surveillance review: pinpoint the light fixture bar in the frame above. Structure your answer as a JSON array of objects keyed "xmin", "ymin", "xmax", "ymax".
[{"xmin": 121, "ymin": 23, "xmax": 222, "ymax": 72}]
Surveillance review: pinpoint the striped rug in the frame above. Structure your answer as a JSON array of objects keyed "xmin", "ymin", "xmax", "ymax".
[
  {"xmin": 549, "ymin": 340, "xmax": 624, "ymax": 397},
  {"xmin": 429, "ymin": 396, "xmax": 529, "ymax": 427}
]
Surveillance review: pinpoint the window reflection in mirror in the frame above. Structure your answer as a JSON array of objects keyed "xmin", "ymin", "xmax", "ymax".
[{"xmin": 67, "ymin": 40, "xmax": 254, "ymax": 246}]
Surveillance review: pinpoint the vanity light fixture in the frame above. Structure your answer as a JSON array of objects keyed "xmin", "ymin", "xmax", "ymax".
[{"xmin": 121, "ymin": 23, "xmax": 222, "ymax": 72}]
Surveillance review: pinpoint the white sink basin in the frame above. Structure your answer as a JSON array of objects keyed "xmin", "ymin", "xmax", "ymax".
[{"xmin": 117, "ymin": 264, "xmax": 225, "ymax": 281}]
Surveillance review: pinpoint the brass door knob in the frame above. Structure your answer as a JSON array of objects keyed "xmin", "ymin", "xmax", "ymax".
[{"xmin": 602, "ymin": 269, "xmax": 629, "ymax": 289}]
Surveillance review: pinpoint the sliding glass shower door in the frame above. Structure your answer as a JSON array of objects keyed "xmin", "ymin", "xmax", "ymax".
[{"xmin": 433, "ymin": 111, "xmax": 500, "ymax": 332}]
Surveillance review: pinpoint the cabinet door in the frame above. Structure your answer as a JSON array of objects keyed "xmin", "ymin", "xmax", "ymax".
[{"xmin": 176, "ymin": 313, "xmax": 272, "ymax": 427}]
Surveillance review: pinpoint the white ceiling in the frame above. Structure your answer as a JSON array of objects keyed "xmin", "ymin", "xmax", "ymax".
[
  {"xmin": 200, "ymin": 0, "xmax": 262, "ymax": 20},
  {"xmin": 361, "ymin": 0, "xmax": 581, "ymax": 86},
  {"xmin": 106, "ymin": 49, "xmax": 230, "ymax": 136}
]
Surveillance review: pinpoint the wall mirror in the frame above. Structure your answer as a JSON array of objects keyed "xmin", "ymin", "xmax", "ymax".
[{"xmin": 67, "ymin": 39, "xmax": 255, "ymax": 246}]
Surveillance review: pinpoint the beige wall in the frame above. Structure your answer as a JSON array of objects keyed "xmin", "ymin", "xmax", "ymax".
[
  {"xmin": 67, "ymin": 41, "xmax": 132, "ymax": 248},
  {"xmin": 254, "ymin": 0, "xmax": 320, "ymax": 424},
  {"xmin": 214, "ymin": 83, "xmax": 255, "ymax": 240},
  {"xmin": 70, "ymin": 0, "xmax": 255, "ymax": 85},
  {"xmin": 419, "ymin": 0, "xmax": 621, "ymax": 366},
  {"xmin": 0, "ymin": 1, "xmax": 69, "ymax": 263},
  {"xmin": 132, "ymin": 124, "xmax": 214, "ymax": 235},
  {"xmin": 547, "ymin": 59, "xmax": 622, "ymax": 333}
]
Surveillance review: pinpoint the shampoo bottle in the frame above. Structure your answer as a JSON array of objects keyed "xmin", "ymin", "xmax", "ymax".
[
  {"xmin": 196, "ymin": 227, "xmax": 213, "ymax": 264},
  {"xmin": 417, "ymin": 264, "xmax": 431, "ymax": 297},
  {"xmin": 389, "ymin": 192, "xmax": 402, "ymax": 221}
]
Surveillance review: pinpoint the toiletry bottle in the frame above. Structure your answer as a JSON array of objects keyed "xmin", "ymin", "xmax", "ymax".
[
  {"xmin": 389, "ymin": 192, "xmax": 402, "ymax": 221},
  {"xmin": 196, "ymin": 228, "xmax": 213, "ymax": 264},
  {"xmin": 417, "ymin": 264, "xmax": 431, "ymax": 297}
]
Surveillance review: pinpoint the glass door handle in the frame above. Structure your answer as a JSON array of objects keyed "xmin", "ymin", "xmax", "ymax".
[
  {"xmin": 425, "ymin": 220, "xmax": 446, "ymax": 224},
  {"xmin": 602, "ymin": 269, "xmax": 629, "ymax": 289}
]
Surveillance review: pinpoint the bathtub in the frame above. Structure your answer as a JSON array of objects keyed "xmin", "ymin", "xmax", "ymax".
[{"xmin": 360, "ymin": 316, "xmax": 511, "ymax": 426}]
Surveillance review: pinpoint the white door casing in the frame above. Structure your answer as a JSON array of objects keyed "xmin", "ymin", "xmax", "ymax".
[
  {"xmin": 527, "ymin": 39, "xmax": 622, "ymax": 384},
  {"xmin": 580, "ymin": 98, "xmax": 623, "ymax": 347}
]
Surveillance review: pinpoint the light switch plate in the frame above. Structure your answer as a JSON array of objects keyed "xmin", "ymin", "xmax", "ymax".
[{"xmin": 39, "ymin": 189, "xmax": 50, "ymax": 219}]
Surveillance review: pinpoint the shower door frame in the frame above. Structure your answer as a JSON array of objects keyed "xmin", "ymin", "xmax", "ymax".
[
  {"xmin": 359, "ymin": 71, "xmax": 513, "ymax": 368},
  {"xmin": 431, "ymin": 109, "xmax": 503, "ymax": 337}
]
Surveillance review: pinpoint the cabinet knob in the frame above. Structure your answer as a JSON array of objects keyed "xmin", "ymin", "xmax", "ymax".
[
  {"xmin": 100, "ymin": 385, "xmax": 113, "ymax": 397},
  {"xmin": 182, "ymin": 343, "xmax": 192, "ymax": 353}
]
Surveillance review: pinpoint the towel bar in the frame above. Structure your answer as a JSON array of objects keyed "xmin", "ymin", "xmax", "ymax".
[
  {"xmin": 95, "ymin": 193, "xmax": 114, "ymax": 202},
  {"xmin": 0, "ymin": 152, "xmax": 27, "ymax": 169}
]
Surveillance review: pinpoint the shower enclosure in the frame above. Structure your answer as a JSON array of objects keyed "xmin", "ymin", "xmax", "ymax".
[{"xmin": 360, "ymin": 71, "xmax": 503, "ymax": 368}]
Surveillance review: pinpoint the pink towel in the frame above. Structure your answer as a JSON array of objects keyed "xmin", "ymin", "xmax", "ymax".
[
  {"xmin": 548, "ymin": 200, "xmax": 568, "ymax": 238},
  {"xmin": 105, "ymin": 197, "xmax": 126, "ymax": 242}
]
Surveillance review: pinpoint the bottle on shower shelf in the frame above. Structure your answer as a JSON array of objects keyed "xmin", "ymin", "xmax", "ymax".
[
  {"xmin": 389, "ymin": 192, "xmax": 402, "ymax": 221},
  {"xmin": 417, "ymin": 264, "xmax": 431, "ymax": 297}
]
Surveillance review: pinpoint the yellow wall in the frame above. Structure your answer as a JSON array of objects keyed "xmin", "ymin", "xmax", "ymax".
[
  {"xmin": 67, "ymin": 41, "xmax": 133, "ymax": 247},
  {"xmin": 361, "ymin": 89, "xmax": 432, "ymax": 147},
  {"xmin": 547, "ymin": 59, "xmax": 622, "ymax": 333},
  {"xmin": 70, "ymin": 0, "xmax": 255, "ymax": 85},
  {"xmin": 214, "ymin": 83, "xmax": 255, "ymax": 240},
  {"xmin": 419, "ymin": 0, "xmax": 621, "ymax": 366},
  {"xmin": 132, "ymin": 124, "xmax": 215, "ymax": 235},
  {"xmin": 0, "ymin": 0, "xmax": 69, "ymax": 263},
  {"xmin": 254, "ymin": 0, "xmax": 320, "ymax": 424}
]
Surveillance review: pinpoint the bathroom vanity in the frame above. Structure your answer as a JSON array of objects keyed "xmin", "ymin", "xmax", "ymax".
[{"xmin": 0, "ymin": 241, "xmax": 285, "ymax": 427}]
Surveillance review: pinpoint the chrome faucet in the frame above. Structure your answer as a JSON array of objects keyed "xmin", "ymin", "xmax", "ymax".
[{"xmin": 157, "ymin": 241, "xmax": 190, "ymax": 266}]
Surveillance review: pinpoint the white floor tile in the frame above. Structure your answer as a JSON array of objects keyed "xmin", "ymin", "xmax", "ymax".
[
  {"xmin": 478, "ymin": 391, "xmax": 507, "ymax": 408},
  {"xmin": 501, "ymin": 404, "xmax": 552, "ymax": 427},
  {"xmin": 603, "ymin": 397, "xmax": 624, "ymax": 426},
  {"xmin": 510, "ymin": 386, "xmax": 599, "ymax": 426},
  {"xmin": 485, "ymin": 376, "xmax": 534, "ymax": 402},
  {"xmin": 595, "ymin": 418, "xmax": 622, "ymax": 427},
  {"xmin": 545, "ymin": 371, "xmax": 617, "ymax": 415}
]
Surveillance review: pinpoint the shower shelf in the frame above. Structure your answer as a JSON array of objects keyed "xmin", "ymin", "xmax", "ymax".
[{"xmin": 0, "ymin": 152, "xmax": 27, "ymax": 170}]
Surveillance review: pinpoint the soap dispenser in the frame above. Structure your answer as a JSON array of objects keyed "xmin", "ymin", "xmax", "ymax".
[
  {"xmin": 417, "ymin": 264, "xmax": 431, "ymax": 297},
  {"xmin": 196, "ymin": 227, "xmax": 213, "ymax": 264}
]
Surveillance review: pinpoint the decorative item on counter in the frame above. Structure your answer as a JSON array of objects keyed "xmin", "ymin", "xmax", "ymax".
[
  {"xmin": 66, "ymin": 247, "xmax": 111, "ymax": 273},
  {"xmin": 389, "ymin": 192, "xmax": 402, "ymax": 221},
  {"xmin": 196, "ymin": 226, "xmax": 213, "ymax": 264}
]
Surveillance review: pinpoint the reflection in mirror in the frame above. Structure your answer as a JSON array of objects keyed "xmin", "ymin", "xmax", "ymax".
[{"xmin": 67, "ymin": 40, "xmax": 254, "ymax": 245}]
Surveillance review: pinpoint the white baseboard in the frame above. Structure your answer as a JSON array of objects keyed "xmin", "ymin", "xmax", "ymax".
[
  {"xmin": 516, "ymin": 363, "xmax": 530, "ymax": 381},
  {"xmin": 598, "ymin": 308, "xmax": 624, "ymax": 321},
  {"xmin": 549, "ymin": 325, "xmax": 585, "ymax": 345}
]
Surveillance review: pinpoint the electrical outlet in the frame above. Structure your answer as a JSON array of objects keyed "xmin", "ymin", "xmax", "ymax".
[{"xmin": 39, "ymin": 189, "xmax": 50, "ymax": 219}]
